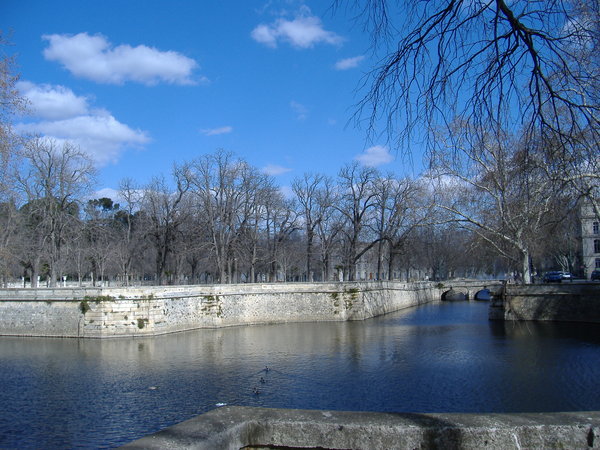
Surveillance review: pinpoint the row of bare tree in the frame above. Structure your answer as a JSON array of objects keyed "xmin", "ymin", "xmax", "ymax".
[
  {"xmin": 0, "ymin": 133, "xmax": 587, "ymax": 287},
  {"xmin": 2, "ymin": 0, "xmax": 599, "ymax": 289}
]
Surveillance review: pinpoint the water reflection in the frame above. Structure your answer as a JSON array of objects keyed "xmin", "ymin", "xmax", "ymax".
[{"xmin": 1, "ymin": 302, "xmax": 600, "ymax": 449}]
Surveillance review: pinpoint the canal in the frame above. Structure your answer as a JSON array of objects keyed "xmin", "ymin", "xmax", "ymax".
[{"xmin": 1, "ymin": 301, "xmax": 600, "ymax": 448}]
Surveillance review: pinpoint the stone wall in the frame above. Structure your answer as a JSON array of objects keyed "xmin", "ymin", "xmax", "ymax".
[
  {"xmin": 0, "ymin": 280, "xmax": 495, "ymax": 338},
  {"xmin": 489, "ymin": 282, "xmax": 600, "ymax": 322},
  {"xmin": 0, "ymin": 300, "xmax": 84, "ymax": 336},
  {"xmin": 122, "ymin": 406, "xmax": 600, "ymax": 449}
]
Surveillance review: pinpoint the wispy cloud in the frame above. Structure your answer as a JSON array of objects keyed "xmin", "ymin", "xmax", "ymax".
[
  {"xmin": 354, "ymin": 145, "xmax": 394, "ymax": 167},
  {"xmin": 200, "ymin": 126, "xmax": 233, "ymax": 136},
  {"xmin": 16, "ymin": 81, "xmax": 149, "ymax": 166},
  {"xmin": 335, "ymin": 55, "xmax": 365, "ymax": 70},
  {"xmin": 262, "ymin": 164, "xmax": 292, "ymax": 176},
  {"xmin": 290, "ymin": 100, "xmax": 308, "ymax": 120},
  {"xmin": 43, "ymin": 32, "xmax": 199, "ymax": 85},
  {"xmin": 251, "ymin": 10, "xmax": 343, "ymax": 49}
]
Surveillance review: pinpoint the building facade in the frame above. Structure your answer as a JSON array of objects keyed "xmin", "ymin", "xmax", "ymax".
[{"xmin": 581, "ymin": 200, "xmax": 600, "ymax": 279}]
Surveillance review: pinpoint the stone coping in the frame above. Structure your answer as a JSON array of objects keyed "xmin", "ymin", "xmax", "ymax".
[
  {"xmin": 0, "ymin": 280, "xmax": 498, "ymax": 301},
  {"xmin": 121, "ymin": 406, "xmax": 599, "ymax": 449}
]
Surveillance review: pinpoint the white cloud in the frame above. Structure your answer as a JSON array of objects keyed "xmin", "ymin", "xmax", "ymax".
[
  {"xmin": 290, "ymin": 100, "xmax": 308, "ymax": 120},
  {"xmin": 354, "ymin": 145, "xmax": 394, "ymax": 167},
  {"xmin": 92, "ymin": 187, "xmax": 122, "ymax": 202},
  {"xmin": 17, "ymin": 81, "xmax": 89, "ymax": 120},
  {"xmin": 251, "ymin": 24, "xmax": 279, "ymax": 48},
  {"xmin": 279, "ymin": 185, "xmax": 294, "ymax": 199},
  {"xmin": 201, "ymin": 126, "xmax": 233, "ymax": 136},
  {"xmin": 251, "ymin": 13, "xmax": 343, "ymax": 49},
  {"xmin": 43, "ymin": 32, "xmax": 199, "ymax": 85},
  {"xmin": 262, "ymin": 164, "xmax": 292, "ymax": 176},
  {"xmin": 15, "ymin": 81, "xmax": 149, "ymax": 166},
  {"xmin": 335, "ymin": 55, "xmax": 365, "ymax": 70}
]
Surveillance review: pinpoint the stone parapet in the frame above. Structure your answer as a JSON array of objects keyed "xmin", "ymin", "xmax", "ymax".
[
  {"xmin": 489, "ymin": 283, "xmax": 600, "ymax": 322},
  {"xmin": 121, "ymin": 406, "xmax": 600, "ymax": 449}
]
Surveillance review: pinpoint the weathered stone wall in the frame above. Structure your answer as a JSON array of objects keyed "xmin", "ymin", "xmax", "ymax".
[
  {"xmin": 489, "ymin": 283, "xmax": 600, "ymax": 322},
  {"xmin": 0, "ymin": 280, "xmax": 493, "ymax": 338},
  {"xmin": 121, "ymin": 406, "xmax": 600, "ymax": 449},
  {"xmin": 0, "ymin": 300, "xmax": 84, "ymax": 336}
]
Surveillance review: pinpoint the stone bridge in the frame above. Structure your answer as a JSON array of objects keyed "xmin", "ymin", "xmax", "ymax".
[{"xmin": 437, "ymin": 280, "xmax": 502, "ymax": 302}]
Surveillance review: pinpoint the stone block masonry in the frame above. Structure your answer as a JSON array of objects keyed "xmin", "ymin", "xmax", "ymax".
[
  {"xmin": 0, "ymin": 280, "xmax": 493, "ymax": 338},
  {"xmin": 489, "ymin": 283, "xmax": 600, "ymax": 323}
]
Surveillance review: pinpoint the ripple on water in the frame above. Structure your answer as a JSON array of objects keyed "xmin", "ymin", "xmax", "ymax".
[{"xmin": 1, "ymin": 302, "xmax": 600, "ymax": 448}]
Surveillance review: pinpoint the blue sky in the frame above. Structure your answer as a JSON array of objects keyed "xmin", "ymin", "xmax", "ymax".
[{"xmin": 3, "ymin": 0, "xmax": 421, "ymax": 197}]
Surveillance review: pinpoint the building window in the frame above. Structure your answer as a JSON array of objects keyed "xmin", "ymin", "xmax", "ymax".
[
  {"xmin": 595, "ymin": 239, "xmax": 600, "ymax": 254},
  {"xmin": 594, "ymin": 222, "xmax": 600, "ymax": 235},
  {"xmin": 596, "ymin": 258, "xmax": 600, "ymax": 269}
]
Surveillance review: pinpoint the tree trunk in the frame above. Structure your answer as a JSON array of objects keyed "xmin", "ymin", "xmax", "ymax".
[
  {"xmin": 250, "ymin": 244, "xmax": 257, "ymax": 283},
  {"xmin": 321, "ymin": 253, "xmax": 329, "ymax": 282},
  {"xmin": 227, "ymin": 258, "xmax": 233, "ymax": 284},
  {"xmin": 388, "ymin": 250, "xmax": 396, "ymax": 281},
  {"xmin": 306, "ymin": 230, "xmax": 314, "ymax": 282},
  {"xmin": 376, "ymin": 239, "xmax": 385, "ymax": 280},
  {"xmin": 521, "ymin": 249, "xmax": 531, "ymax": 284},
  {"xmin": 49, "ymin": 264, "xmax": 57, "ymax": 287}
]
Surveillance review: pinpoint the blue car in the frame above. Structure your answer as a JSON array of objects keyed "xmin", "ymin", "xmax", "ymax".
[
  {"xmin": 543, "ymin": 271, "xmax": 563, "ymax": 283},
  {"xmin": 560, "ymin": 272, "xmax": 573, "ymax": 281}
]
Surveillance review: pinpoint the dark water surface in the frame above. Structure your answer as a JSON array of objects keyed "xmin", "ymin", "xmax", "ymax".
[{"xmin": 2, "ymin": 301, "xmax": 600, "ymax": 448}]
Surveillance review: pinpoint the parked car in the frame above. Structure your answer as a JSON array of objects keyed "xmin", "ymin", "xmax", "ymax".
[
  {"xmin": 560, "ymin": 272, "xmax": 573, "ymax": 281},
  {"xmin": 591, "ymin": 270, "xmax": 600, "ymax": 281},
  {"xmin": 543, "ymin": 271, "xmax": 563, "ymax": 283}
]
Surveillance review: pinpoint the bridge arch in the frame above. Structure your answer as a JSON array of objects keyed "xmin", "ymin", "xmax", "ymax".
[
  {"xmin": 441, "ymin": 288, "xmax": 468, "ymax": 301},
  {"xmin": 474, "ymin": 288, "xmax": 492, "ymax": 301}
]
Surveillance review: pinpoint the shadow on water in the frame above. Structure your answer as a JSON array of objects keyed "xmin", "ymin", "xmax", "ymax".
[{"xmin": 489, "ymin": 318, "xmax": 600, "ymax": 345}]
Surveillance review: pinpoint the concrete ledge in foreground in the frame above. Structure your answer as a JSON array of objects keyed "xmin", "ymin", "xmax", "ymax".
[{"xmin": 120, "ymin": 406, "xmax": 600, "ymax": 449}]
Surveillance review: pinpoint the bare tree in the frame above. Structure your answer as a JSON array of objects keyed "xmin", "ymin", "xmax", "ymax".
[
  {"xmin": 114, "ymin": 178, "xmax": 150, "ymax": 285},
  {"xmin": 237, "ymin": 171, "xmax": 277, "ymax": 283},
  {"xmin": 264, "ymin": 195, "xmax": 299, "ymax": 282},
  {"xmin": 83, "ymin": 198, "xmax": 120, "ymax": 285},
  {"xmin": 429, "ymin": 125, "xmax": 560, "ymax": 283},
  {"xmin": 348, "ymin": 0, "xmax": 599, "ymax": 152},
  {"xmin": 412, "ymin": 222, "xmax": 473, "ymax": 281},
  {"xmin": 340, "ymin": 0, "xmax": 599, "ymax": 233},
  {"xmin": 0, "ymin": 201, "xmax": 18, "ymax": 285},
  {"xmin": 370, "ymin": 175, "xmax": 431, "ymax": 280},
  {"xmin": 13, "ymin": 138, "xmax": 95, "ymax": 286},
  {"xmin": 178, "ymin": 205, "xmax": 212, "ymax": 284},
  {"xmin": 292, "ymin": 173, "xmax": 330, "ymax": 282},
  {"xmin": 191, "ymin": 150, "xmax": 241, "ymax": 283},
  {"xmin": 142, "ymin": 165, "xmax": 191, "ymax": 285},
  {"xmin": 336, "ymin": 162, "xmax": 380, "ymax": 281},
  {"xmin": 1, "ymin": 33, "xmax": 27, "ymax": 198},
  {"xmin": 314, "ymin": 177, "xmax": 342, "ymax": 281},
  {"xmin": 0, "ymin": 34, "xmax": 27, "ymax": 285}
]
